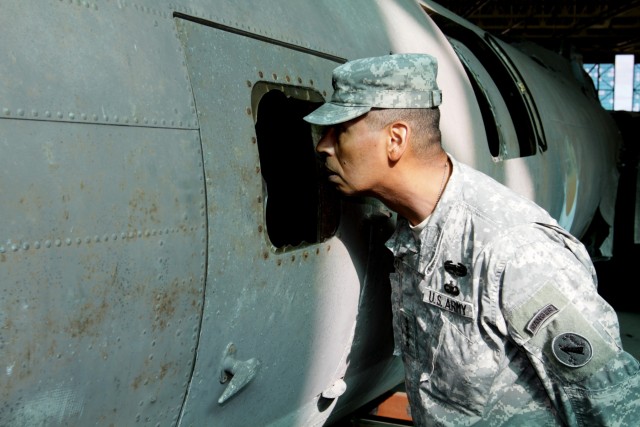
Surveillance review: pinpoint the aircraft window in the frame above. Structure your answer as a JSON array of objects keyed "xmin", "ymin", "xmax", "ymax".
[
  {"xmin": 429, "ymin": 14, "xmax": 547, "ymax": 157},
  {"xmin": 452, "ymin": 47, "xmax": 506, "ymax": 158},
  {"xmin": 253, "ymin": 83, "xmax": 340, "ymax": 249},
  {"xmin": 484, "ymin": 34, "xmax": 547, "ymax": 153},
  {"xmin": 462, "ymin": 62, "xmax": 501, "ymax": 157}
]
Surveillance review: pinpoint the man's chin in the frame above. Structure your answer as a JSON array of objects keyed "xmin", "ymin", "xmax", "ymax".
[
  {"xmin": 326, "ymin": 177, "xmax": 343, "ymax": 190},
  {"xmin": 327, "ymin": 174, "xmax": 342, "ymax": 185},
  {"xmin": 326, "ymin": 174, "xmax": 359, "ymax": 195},
  {"xmin": 332, "ymin": 182, "xmax": 357, "ymax": 196}
]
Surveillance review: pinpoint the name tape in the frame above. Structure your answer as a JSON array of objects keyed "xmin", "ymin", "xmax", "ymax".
[{"xmin": 423, "ymin": 289, "xmax": 474, "ymax": 319}]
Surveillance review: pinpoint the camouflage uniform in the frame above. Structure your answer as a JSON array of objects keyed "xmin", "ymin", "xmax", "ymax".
[
  {"xmin": 386, "ymin": 156, "xmax": 640, "ymax": 426},
  {"xmin": 305, "ymin": 53, "xmax": 640, "ymax": 426}
]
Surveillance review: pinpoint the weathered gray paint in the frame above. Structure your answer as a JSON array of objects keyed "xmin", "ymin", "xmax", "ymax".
[
  {"xmin": 0, "ymin": 121, "xmax": 206, "ymax": 425},
  {"xmin": 0, "ymin": 0, "xmax": 621, "ymax": 426},
  {"xmin": 0, "ymin": 1, "xmax": 197, "ymax": 129}
]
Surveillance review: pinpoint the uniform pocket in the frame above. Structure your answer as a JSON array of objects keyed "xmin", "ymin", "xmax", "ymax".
[{"xmin": 420, "ymin": 313, "xmax": 497, "ymax": 416}]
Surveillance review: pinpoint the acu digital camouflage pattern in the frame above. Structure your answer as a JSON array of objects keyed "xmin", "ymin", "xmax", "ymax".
[
  {"xmin": 386, "ymin": 155, "xmax": 640, "ymax": 426},
  {"xmin": 303, "ymin": 53, "xmax": 442, "ymax": 126}
]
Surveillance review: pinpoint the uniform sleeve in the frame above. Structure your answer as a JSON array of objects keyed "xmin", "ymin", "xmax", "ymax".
[{"xmin": 497, "ymin": 225, "xmax": 640, "ymax": 426}]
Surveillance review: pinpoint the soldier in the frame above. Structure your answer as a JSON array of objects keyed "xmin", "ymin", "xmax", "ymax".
[{"xmin": 304, "ymin": 53, "xmax": 640, "ymax": 426}]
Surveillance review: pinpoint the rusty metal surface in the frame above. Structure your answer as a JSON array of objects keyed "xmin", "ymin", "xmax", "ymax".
[
  {"xmin": 0, "ymin": 0, "xmax": 623, "ymax": 426},
  {"xmin": 174, "ymin": 18, "xmax": 403, "ymax": 427},
  {"xmin": 0, "ymin": 120, "xmax": 207, "ymax": 425},
  {"xmin": 0, "ymin": 1, "xmax": 416, "ymax": 425}
]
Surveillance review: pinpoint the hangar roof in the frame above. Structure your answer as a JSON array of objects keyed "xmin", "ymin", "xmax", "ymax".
[{"xmin": 431, "ymin": 0, "xmax": 640, "ymax": 63}]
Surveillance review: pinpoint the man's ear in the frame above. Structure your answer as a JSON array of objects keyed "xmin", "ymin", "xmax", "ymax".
[{"xmin": 387, "ymin": 121, "xmax": 409, "ymax": 162}]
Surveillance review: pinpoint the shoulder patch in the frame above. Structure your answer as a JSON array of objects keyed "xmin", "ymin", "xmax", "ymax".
[
  {"xmin": 506, "ymin": 282, "xmax": 615, "ymax": 381},
  {"xmin": 526, "ymin": 303, "xmax": 559, "ymax": 336},
  {"xmin": 552, "ymin": 332, "xmax": 593, "ymax": 368}
]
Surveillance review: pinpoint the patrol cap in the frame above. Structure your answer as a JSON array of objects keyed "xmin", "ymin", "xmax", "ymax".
[{"xmin": 304, "ymin": 53, "xmax": 442, "ymax": 126}]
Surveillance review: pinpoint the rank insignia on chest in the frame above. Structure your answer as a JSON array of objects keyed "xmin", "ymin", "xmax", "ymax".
[
  {"xmin": 423, "ymin": 288, "xmax": 474, "ymax": 319},
  {"xmin": 444, "ymin": 281, "xmax": 460, "ymax": 296},
  {"xmin": 444, "ymin": 260, "xmax": 468, "ymax": 277}
]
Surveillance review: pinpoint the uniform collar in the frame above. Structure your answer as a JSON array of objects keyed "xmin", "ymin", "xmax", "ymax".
[{"xmin": 386, "ymin": 153, "xmax": 462, "ymax": 271}]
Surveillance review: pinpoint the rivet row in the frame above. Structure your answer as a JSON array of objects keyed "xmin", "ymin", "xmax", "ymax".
[
  {"xmin": 58, "ymin": 0, "xmax": 98, "ymax": 11},
  {"xmin": 1, "ymin": 107, "xmax": 196, "ymax": 128},
  {"xmin": 0, "ymin": 225, "xmax": 204, "ymax": 254}
]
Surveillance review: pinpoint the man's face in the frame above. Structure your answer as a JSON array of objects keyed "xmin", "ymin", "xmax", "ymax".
[{"xmin": 315, "ymin": 115, "xmax": 386, "ymax": 196}]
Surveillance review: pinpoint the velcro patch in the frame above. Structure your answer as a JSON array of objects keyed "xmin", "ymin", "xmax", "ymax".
[
  {"xmin": 506, "ymin": 281, "xmax": 616, "ymax": 382},
  {"xmin": 423, "ymin": 288, "xmax": 474, "ymax": 319}
]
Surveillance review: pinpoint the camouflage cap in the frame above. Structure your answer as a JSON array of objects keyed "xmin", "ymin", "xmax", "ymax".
[{"xmin": 304, "ymin": 53, "xmax": 442, "ymax": 126}]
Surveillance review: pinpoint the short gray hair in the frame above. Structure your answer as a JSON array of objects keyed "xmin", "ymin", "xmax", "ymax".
[{"xmin": 365, "ymin": 108, "xmax": 441, "ymax": 156}]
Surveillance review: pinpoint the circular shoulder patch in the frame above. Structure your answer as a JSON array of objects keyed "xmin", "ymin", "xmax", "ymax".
[{"xmin": 551, "ymin": 332, "xmax": 593, "ymax": 368}]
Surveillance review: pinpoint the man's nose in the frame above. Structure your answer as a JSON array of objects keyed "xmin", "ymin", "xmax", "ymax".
[{"xmin": 316, "ymin": 127, "xmax": 334, "ymax": 155}]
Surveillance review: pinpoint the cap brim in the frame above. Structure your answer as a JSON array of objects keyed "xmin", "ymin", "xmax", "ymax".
[{"xmin": 303, "ymin": 103, "xmax": 371, "ymax": 126}]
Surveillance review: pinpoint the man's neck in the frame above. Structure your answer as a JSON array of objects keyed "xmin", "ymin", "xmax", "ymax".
[{"xmin": 377, "ymin": 153, "xmax": 450, "ymax": 226}]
